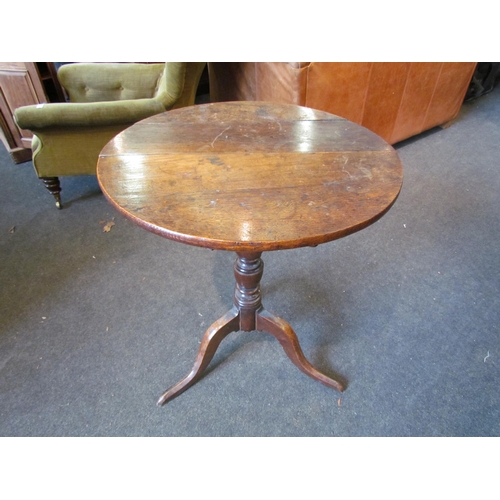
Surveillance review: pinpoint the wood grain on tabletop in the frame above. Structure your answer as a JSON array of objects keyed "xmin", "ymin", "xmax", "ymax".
[{"xmin": 97, "ymin": 102, "xmax": 403, "ymax": 251}]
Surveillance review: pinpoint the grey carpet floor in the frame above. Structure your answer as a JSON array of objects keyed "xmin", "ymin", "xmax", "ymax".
[{"xmin": 1, "ymin": 87, "xmax": 499, "ymax": 437}]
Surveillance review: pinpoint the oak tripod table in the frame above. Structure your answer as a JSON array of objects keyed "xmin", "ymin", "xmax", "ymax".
[{"xmin": 97, "ymin": 102, "xmax": 403, "ymax": 406}]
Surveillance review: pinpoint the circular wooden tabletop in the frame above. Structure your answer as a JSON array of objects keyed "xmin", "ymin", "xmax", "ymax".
[{"xmin": 97, "ymin": 102, "xmax": 403, "ymax": 252}]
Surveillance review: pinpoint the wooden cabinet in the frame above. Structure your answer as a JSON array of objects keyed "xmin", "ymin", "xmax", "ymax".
[{"xmin": 0, "ymin": 62, "xmax": 65, "ymax": 163}]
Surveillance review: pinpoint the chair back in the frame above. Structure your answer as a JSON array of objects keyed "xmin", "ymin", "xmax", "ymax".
[{"xmin": 58, "ymin": 63, "xmax": 165, "ymax": 103}]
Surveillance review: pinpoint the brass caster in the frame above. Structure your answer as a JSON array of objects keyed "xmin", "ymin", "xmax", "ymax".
[{"xmin": 40, "ymin": 177, "xmax": 62, "ymax": 210}]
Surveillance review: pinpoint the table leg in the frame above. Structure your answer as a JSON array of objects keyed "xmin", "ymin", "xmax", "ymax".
[
  {"xmin": 157, "ymin": 308, "xmax": 240, "ymax": 406},
  {"xmin": 256, "ymin": 309, "xmax": 344, "ymax": 393},
  {"xmin": 157, "ymin": 251, "xmax": 344, "ymax": 406}
]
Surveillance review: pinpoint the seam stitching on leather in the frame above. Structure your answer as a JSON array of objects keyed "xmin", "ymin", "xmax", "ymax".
[
  {"xmin": 392, "ymin": 63, "xmax": 412, "ymax": 143},
  {"xmin": 422, "ymin": 62, "xmax": 444, "ymax": 131},
  {"xmin": 303, "ymin": 64, "xmax": 309, "ymax": 106},
  {"xmin": 361, "ymin": 63, "xmax": 374, "ymax": 124}
]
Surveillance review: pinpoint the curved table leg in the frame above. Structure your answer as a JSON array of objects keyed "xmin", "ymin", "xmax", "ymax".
[
  {"xmin": 256, "ymin": 308, "xmax": 345, "ymax": 393},
  {"xmin": 157, "ymin": 307, "xmax": 240, "ymax": 406}
]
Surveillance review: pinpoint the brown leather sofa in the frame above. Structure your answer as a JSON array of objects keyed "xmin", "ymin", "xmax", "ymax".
[{"xmin": 208, "ymin": 62, "xmax": 477, "ymax": 144}]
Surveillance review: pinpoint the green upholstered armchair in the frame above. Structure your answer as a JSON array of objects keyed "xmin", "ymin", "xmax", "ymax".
[{"xmin": 14, "ymin": 62, "xmax": 206, "ymax": 208}]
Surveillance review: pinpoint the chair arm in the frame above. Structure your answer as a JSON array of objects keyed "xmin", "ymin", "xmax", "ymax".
[
  {"xmin": 14, "ymin": 98, "xmax": 166, "ymax": 130},
  {"xmin": 155, "ymin": 62, "xmax": 189, "ymax": 109},
  {"xmin": 58, "ymin": 63, "xmax": 166, "ymax": 102}
]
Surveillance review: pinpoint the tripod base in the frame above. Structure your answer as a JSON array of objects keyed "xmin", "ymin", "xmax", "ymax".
[{"xmin": 157, "ymin": 252, "xmax": 345, "ymax": 406}]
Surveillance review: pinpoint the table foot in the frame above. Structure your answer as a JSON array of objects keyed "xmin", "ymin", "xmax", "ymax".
[
  {"xmin": 257, "ymin": 308, "xmax": 345, "ymax": 393},
  {"xmin": 157, "ymin": 308, "xmax": 240, "ymax": 406}
]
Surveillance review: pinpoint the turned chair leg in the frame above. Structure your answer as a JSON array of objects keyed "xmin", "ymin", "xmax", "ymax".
[{"xmin": 40, "ymin": 177, "xmax": 62, "ymax": 209}]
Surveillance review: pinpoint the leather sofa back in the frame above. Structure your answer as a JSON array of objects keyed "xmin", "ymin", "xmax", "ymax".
[{"xmin": 209, "ymin": 62, "xmax": 477, "ymax": 144}]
